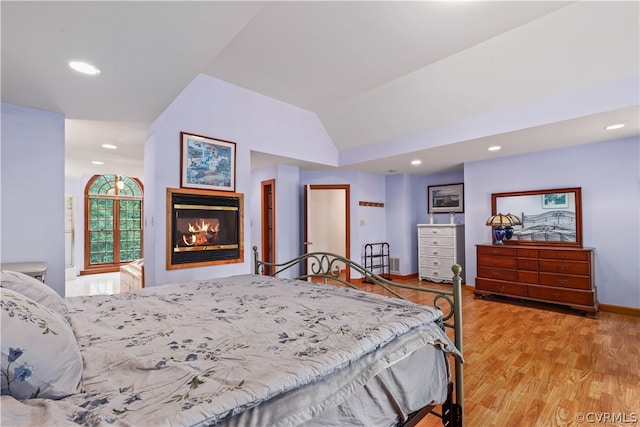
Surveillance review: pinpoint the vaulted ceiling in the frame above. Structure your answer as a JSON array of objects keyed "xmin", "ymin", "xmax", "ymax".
[{"xmin": 2, "ymin": 1, "xmax": 638, "ymax": 179}]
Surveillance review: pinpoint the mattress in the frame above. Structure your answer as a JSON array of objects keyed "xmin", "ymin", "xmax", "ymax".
[{"xmin": 1, "ymin": 274, "xmax": 460, "ymax": 426}]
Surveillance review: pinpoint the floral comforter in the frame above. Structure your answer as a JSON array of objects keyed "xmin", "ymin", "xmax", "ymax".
[{"xmin": 2, "ymin": 274, "xmax": 461, "ymax": 426}]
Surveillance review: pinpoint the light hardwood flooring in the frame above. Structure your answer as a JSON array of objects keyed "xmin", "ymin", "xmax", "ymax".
[{"xmin": 358, "ymin": 278, "xmax": 640, "ymax": 427}]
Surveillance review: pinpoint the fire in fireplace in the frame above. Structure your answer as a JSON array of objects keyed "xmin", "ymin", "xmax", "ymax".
[
  {"xmin": 180, "ymin": 218, "xmax": 220, "ymax": 246},
  {"xmin": 167, "ymin": 188, "xmax": 244, "ymax": 269}
]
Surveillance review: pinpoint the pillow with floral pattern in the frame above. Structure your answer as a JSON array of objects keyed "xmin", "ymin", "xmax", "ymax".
[
  {"xmin": 0, "ymin": 287, "xmax": 83, "ymax": 400},
  {"xmin": 0, "ymin": 270, "xmax": 65, "ymax": 316}
]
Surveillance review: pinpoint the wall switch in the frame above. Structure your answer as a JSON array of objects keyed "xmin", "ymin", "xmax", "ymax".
[{"xmin": 360, "ymin": 219, "xmax": 365, "ymax": 226}]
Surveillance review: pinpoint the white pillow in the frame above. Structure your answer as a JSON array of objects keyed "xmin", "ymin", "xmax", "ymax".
[
  {"xmin": 0, "ymin": 287, "xmax": 83, "ymax": 400},
  {"xmin": 0, "ymin": 270, "xmax": 64, "ymax": 315}
]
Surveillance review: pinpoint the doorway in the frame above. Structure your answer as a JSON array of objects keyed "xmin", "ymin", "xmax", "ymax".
[
  {"xmin": 261, "ymin": 179, "xmax": 275, "ymax": 275},
  {"xmin": 304, "ymin": 184, "xmax": 350, "ymax": 281}
]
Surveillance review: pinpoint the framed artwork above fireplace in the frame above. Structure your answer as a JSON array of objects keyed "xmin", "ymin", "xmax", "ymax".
[
  {"xmin": 180, "ymin": 132, "xmax": 236, "ymax": 192},
  {"xmin": 166, "ymin": 188, "xmax": 244, "ymax": 270}
]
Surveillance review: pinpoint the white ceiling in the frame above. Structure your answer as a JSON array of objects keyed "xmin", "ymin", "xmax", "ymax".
[{"xmin": 2, "ymin": 1, "xmax": 638, "ymax": 179}]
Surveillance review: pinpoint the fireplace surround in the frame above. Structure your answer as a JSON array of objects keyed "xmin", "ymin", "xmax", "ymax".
[{"xmin": 166, "ymin": 188, "xmax": 244, "ymax": 269}]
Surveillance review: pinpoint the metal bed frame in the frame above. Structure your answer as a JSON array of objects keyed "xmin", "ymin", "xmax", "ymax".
[{"xmin": 253, "ymin": 247, "xmax": 464, "ymax": 427}]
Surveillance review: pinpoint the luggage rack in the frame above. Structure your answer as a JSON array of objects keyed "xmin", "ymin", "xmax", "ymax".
[{"xmin": 363, "ymin": 242, "xmax": 390, "ymax": 282}]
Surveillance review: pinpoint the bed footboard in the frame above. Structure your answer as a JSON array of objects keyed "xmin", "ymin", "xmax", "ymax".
[{"xmin": 252, "ymin": 247, "xmax": 464, "ymax": 427}]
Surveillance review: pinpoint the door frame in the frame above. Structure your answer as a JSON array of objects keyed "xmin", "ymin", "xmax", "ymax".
[
  {"xmin": 304, "ymin": 184, "xmax": 350, "ymax": 281},
  {"xmin": 260, "ymin": 179, "xmax": 275, "ymax": 275}
]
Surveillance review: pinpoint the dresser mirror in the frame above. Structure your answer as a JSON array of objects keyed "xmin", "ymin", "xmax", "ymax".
[{"xmin": 492, "ymin": 187, "xmax": 582, "ymax": 247}]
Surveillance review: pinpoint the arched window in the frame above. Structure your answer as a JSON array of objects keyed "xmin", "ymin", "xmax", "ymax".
[{"xmin": 84, "ymin": 175, "xmax": 143, "ymax": 273}]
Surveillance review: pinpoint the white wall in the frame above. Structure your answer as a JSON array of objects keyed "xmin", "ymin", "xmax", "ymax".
[
  {"xmin": 1, "ymin": 104, "xmax": 66, "ymax": 296},
  {"xmin": 464, "ymin": 136, "xmax": 640, "ymax": 309}
]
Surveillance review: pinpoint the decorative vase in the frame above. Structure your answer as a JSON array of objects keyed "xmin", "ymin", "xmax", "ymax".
[
  {"xmin": 493, "ymin": 227, "xmax": 506, "ymax": 245},
  {"xmin": 504, "ymin": 226, "xmax": 514, "ymax": 240}
]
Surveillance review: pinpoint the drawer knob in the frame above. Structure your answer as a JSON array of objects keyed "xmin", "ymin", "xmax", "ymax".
[
  {"xmin": 558, "ymin": 279, "xmax": 568, "ymax": 285},
  {"xmin": 433, "ymin": 240, "xmax": 439, "ymax": 244},
  {"xmin": 432, "ymin": 250, "xmax": 439, "ymax": 255},
  {"xmin": 433, "ymin": 260, "xmax": 439, "ymax": 265}
]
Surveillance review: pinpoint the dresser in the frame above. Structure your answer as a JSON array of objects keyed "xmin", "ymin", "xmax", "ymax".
[
  {"xmin": 417, "ymin": 224, "xmax": 465, "ymax": 283},
  {"xmin": 474, "ymin": 244, "xmax": 598, "ymax": 317}
]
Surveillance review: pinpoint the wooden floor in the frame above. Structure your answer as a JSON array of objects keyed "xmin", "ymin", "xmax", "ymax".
[{"xmin": 358, "ymin": 277, "xmax": 640, "ymax": 427}]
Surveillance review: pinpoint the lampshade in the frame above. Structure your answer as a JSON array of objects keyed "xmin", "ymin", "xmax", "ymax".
[
  {"xmin": 505, "ymin": 213, "xmax": 522, "ymax": 226},
  {"xmin": 485, "ymin": 213, "xmax": 521, "ymax": 227},
  {"xmin": 485, "ymin": 213, "xmax": 512, "ymax": 227}
]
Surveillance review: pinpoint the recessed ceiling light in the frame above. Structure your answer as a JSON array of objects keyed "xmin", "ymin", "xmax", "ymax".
[
  {"xmin": 411, "ymin": 159, "xmax": 422, "ymax": 166},
  {"xmin": 387, "ymin": 169, "xmax": 397, "ymax": 173},
  {"xmin": 91, "ymin": 160, "xmax": 104, "ymax": 165},
  {"xmin": 604, "ymin": 123, "xmax": 625, "ymax": 130},
  {"xmin": 69, "ymin": 61, "xmax": 101, "ymax": 76},
  {"xmin": 102, "ymin": 144, "xmax": 118, "ymax": 149},
  {"xmin": 488, "ymin": 146, "xmax": 501, "ymax": 151}
]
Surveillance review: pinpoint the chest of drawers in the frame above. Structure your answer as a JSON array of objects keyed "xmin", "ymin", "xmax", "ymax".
[
  {"xmin": 418, "ymin": 224, "xmax": 465, "ymax": 283},
  {"xmin": 474, "ymin": 244, "xmax": 598, "ymax": 317}
]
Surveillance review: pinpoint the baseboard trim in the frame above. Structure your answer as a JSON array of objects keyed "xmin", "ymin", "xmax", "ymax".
[
  {"xmin": 390, "ymin": 272, "xmax": 418, "ymax": 281},
  {"xmin": 599, "ymin": 304, "xmax": 640, "ymax": 317}
]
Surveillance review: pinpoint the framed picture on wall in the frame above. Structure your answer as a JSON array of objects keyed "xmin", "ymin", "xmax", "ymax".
[
  {"xmin": 542, "ymin": 192, "xmax": 569, "ymax": 209},
  {"xmin": 180, "ymin": 132, "xmax": 236, "ymax": 192},
  {"xmin": 428, "ymin": 183, "xmax": 464, "ymax": 213}
]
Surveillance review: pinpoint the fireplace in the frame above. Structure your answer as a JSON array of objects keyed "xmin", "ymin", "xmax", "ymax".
[{"xmin": 167, "ymin": 188, "xmax": 243, "ymax": 269}]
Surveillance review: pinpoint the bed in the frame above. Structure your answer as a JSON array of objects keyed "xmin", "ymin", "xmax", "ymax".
[{"xmin": 1, "ymin": 248, "xmax": 464, "ymax": 427}]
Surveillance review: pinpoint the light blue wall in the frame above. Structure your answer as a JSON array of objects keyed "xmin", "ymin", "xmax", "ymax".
[
  {"xmin": 3, "ymin": 86, "xmax": 638, "ymax": 310},
  {"xmin": 1, "ymin": 103, "xmax": 66, "ymax": 296},
  {"xmin": 146, "ymin": 74, "xmax": 337, "ymax": 286},
  {"xmin": 413, "ymin": 171, "xmax": 466, "ymax": 226},
  {"xmin": 464, "ymin": 136, "xmax": 640, "ymax": 309},
  {"xmin": 250, "ymin": 163, "xmax": 301, "ymax": 278},
  {"xmin": 385, "ymin": 174, "xmax": 415, "ymax": 275},
  {"xmin": 300, "ymin": 170, "xmax": 387, "ymax": 277},
  {"xmin": 250, "ymin": 165, "xmax": 276, "ymax": 269},
  {"xmin": 408, "ymin": 170, "xmax": 467, "ymax": 279},
  {"xmin": 274, "ymin": 164, "xmax": 301, "ymax": 275}
]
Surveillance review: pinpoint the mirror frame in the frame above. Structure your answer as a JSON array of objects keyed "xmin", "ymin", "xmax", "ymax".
[{"xmin": 491, "ymin": 187, "xmax": 583, "ymax": 247}]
